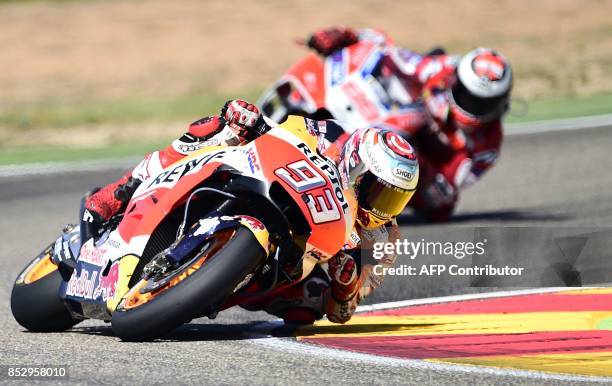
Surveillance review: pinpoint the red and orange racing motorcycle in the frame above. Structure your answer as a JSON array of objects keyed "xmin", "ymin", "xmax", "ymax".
[{"xmin": 11, "ymin": 116, "xmax": 357, "ymax": 341}]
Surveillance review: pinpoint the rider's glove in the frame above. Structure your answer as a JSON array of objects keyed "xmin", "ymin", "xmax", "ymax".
[
  {"xmin": 325, "ymin": 252, "xmax": 361, "ymax": 323},
  {"xmin": 84, "ymin": 175, "xmax": 141, "ymax": 222},
  {"xmin": 307, "ymin": 26, "xmax": 359, "ymax": 56},
  {"xmin": 220, "ymin": 99, "xmax": 264, "ymax": 141}
]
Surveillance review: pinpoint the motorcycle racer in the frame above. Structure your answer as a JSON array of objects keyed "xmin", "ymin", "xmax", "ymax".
[
  {"xmin": 83, "ymin": 99, "xmax": 418, "ymax": 324},
  {"xmin": 307, "ymin": 26, "xmax": 513, "ymax": 221}
]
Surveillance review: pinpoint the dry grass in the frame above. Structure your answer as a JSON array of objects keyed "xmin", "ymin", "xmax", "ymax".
[{"xmin": 1, "ymin": 0, "xmax": 612, "ymax": 146}]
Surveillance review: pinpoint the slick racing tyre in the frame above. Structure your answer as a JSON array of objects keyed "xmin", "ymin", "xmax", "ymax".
[
  {"xmin": 111, "ymin": 227, "xmax": 266, "ymax": 341},
  {"xmin": 11, "ymin": 244, "xmax": 81, "ymax": 332}
]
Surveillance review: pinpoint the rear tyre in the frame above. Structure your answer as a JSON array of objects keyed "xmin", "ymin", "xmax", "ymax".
[
  {"xmin": 11, "ymin": 248, "xmax": 80, "ymax": 332},
  {"xmin": 111, "ymin": 227, "xmax": 266, "ymax": 341}
]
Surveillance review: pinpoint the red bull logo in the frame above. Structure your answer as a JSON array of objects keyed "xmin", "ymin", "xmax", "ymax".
[
  {"xmin": 66, "ymin": 261, "xmax": 120, "ymax": 301},
  {"xmin": 66, "ymin": 269, "xmax": 97, "ymax": 299},
  {"xmin": 94, "ymin": 262, "xmax": 119, "ymax": 301}
]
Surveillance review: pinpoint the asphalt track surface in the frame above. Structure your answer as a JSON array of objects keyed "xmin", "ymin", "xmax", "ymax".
[{"xmin": 1, "ymin": 126, "xmax": 611, "ymax": 385}]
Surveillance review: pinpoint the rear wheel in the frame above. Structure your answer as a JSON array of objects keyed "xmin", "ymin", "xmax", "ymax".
[
  {"xmin": 11, "ymin": 244, "xmax": 80, "ymax": 332},
  {"xmin": 111, "ymin": 227, "xmax": 267, "ymax": 341}
]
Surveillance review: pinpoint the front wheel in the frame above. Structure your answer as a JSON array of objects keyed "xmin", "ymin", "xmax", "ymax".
[
  {"xmin": 111, "ymin": 227, "xmax": 267, "ymax": 341},
  {"xmin": 11, "ymin": 244, "xmax": 80, "ymax": 332}
]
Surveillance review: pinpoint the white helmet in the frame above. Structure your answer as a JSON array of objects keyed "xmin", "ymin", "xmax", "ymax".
[
  {"xmin": 450, "ymin": 47, "xmax": 512, "ymax": 126},
  {"xmin": 339, "ymin": 128, "xmax": 419, "ymax": 229}
]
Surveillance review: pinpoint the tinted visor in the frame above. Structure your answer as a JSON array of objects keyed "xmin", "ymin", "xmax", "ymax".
[
  {"xmin": 358, "ymin": 172, "xmax": 415, "ymax": 219},
  {"xmin": 452, "ymin": 79, "xmax": 508, "ymax": 117}
]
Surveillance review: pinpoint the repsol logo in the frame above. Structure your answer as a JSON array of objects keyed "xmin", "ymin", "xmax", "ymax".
[
  {"xmin": 147, "ymin": 150, "xmax": 226, "ymax": 188},
  {"xmin": 297, "ymin": 143, "xmax": 349, "ymax": 213}
]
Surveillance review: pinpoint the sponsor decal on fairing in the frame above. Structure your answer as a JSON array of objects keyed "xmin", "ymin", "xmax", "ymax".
[
  {"xmin": 145, "ymin": 150, "xmax": 226, "ymax": 190},
  {"xmin": 193, "ymin": 218, "xmax": 221, "ymax": 237},
  {"xmin": 78, "ymin": 239, "xmax": 109, "ymax": 266},
  {"xmin": 327, "ymin": 50, "xmax": 347, "ymax": 87},
  {"xmin": 65, "ymin": 261, "xmax": 120, "ymax": 302}
]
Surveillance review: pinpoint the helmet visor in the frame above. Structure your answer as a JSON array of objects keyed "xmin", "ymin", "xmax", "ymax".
[
  {"xmin": 452, "ymin": 79, "xmax": 508, "ymax": 118},
  {"xmin": 358, "ymin": 172, "xmax": 415, "ymax": 220}
]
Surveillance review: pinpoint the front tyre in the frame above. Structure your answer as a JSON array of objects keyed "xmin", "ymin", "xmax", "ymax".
[
  {"xmin": 111, "ymin": 227, "xmax": 266, "ymax": 341},
  {"xmin": 11, "ymin": 245, "xmax": 80, "ymax": 332}
]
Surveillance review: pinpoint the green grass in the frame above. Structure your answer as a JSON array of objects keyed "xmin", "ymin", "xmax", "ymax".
[
  {"xmin": 506, "ymin": 92, "xmax": 612, "ymax": 123},
  {"xmin": 3, "ymin": 89, "xmax": 612, "ymax": 131},
  {"xmin": 0, "ymin": 139, "xmax": 173, "ymax": 166},
  {"xmin": 0, "ymin": 90, "xmax": 260, "ymax": 130},
  {"xmin": 1, "ymin": 90, "xmax": 612, "ymax": 166},
  {"xmin": 0, "ymin": 89, "xmax": 259, "ymax": 166}
]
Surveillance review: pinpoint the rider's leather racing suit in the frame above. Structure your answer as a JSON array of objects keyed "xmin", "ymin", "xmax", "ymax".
[
  {"xmin": 84, "ymin": 100, "xmax": 399, "ymax": 324},
  {"xmin": 308, "ymin": 26, "xmax": 504, "ymax": 221}
]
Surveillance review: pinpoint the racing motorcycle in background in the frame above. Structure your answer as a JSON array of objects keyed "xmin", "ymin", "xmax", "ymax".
[
  {"xmin": 258, "ymin": 39, "xmax": 427, "ymax": 137},
  {"xmin": 259, "ymin": 41, "xmax": 515, "ymax": 222},
  {"xmin": 11, "ymin": 116, "xmax": 356, "ymax": 341}
]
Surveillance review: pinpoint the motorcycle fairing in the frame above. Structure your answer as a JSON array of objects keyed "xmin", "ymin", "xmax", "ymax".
[
  {"xmin": 264, "ymin": 116, "xmax": 356, "ymax": 255},
  {"xmin": 258, "ymin": 40, "xmax": 428, "ymax": 136},
  {"xmin": 59, "ymin": 117, "xmax": 356, "ymax": 318},
  {"xmin": 258, "ymin": 53, "xmax": 326, "ymax": 121}
]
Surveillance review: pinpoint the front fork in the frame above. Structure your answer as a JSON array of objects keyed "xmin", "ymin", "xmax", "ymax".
[
  {"xmin": 51, "ymin": 190, "xmax": 104, "ymax": 281},
  {"xmin": 51, "ymin": 224, "xmax": 81, "ymax": 281}
]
